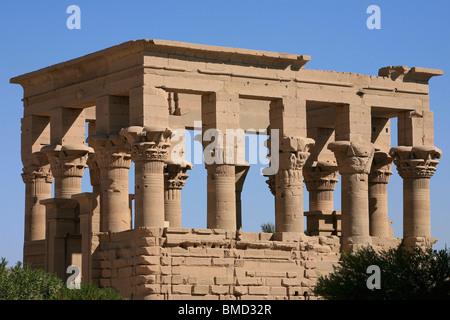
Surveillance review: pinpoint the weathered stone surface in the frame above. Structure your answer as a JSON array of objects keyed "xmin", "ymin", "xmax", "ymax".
[{"xmin": 14, "ymin": 39, "xmax": 442, "ymax": 300}]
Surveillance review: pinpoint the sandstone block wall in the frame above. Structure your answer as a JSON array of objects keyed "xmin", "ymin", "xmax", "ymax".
[{"xmin": 94, "ymin": 227, "xmax": 341, "ymax": 300}]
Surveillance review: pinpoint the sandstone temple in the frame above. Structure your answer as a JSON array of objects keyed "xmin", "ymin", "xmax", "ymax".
[{"xmin": 11, "ymin": 39, "xmax": 442, "ymax": 300}]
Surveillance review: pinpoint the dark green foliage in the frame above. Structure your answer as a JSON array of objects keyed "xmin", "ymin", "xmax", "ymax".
[
  {"xmin": 261, "ymin": 222, "xmax": 275, "ymax": 233},
  {"xmin": 0, "ymin": 258, "xmax": 126, "ymax": 300},
  {"xmin": 0, "ymin": 258, "xmax": 65, "ymax": 300},
  {"xmin": 313, "ymin": 245, "xmax": 450, "ymax": 300},
  {"xmin": 59, "ymin": 283, "xmax": 126, "ymax": 300}
]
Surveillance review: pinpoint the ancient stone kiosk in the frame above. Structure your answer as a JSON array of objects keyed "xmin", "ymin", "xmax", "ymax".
[{"xmin": 12, "ymin": 39, "xmax": 442, "ymax": 299}]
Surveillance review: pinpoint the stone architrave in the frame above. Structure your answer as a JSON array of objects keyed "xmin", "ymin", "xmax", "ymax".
[
  {"xmin": 87, "ymin": 134, "xmax": 132, "ymax": 232},
  {"xmin": 22, "ymin": 152, "xmax": 54, "ymax": 241},
  {"xmin": 164, "ymin": 159, "xmax": 192, "ymax": 228},
  {"xmin": 274, "ymin": 136, "xmax": 315, "ymax": 233},
  {"xmin": 328, "ymin": 141, "xmax": 375, "ymax": 251},
  {"xmin": 368, "ymin": 152, "xmax": 393, "ymax": 238},
  {"xmin": 303, "ymin": 161, "xmax": 339, "ymax": 236},
  {"xmin": 120, "ymin": 126, "xmax": 172, "ymax": 228},
  {"xmin": 41, "ymin": 144, "xmax": 94, "ymax": 199},
  {"xmin": 389, "ymin": 146, "xmax": 442, "ymax": 246}
]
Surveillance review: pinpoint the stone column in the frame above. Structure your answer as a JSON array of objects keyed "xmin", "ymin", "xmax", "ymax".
[
  {"xmin": 120, "ymin": 126, "xmax": 172, "ymax": 228},
  {"xmin": 328, "ymin": 141, "xmax": 375, "ymax": 251},
  {"xmin": 87, "ymin": 134, "xmax": 132, "ymax": 232},
  {"xmin": 304, "ymin": 161, "xmax": 338, "ymax": 213},
  {"xmin": 274, "ymin": 136, "xmax": 314, "ymax": 233},
  {"xmin": 303, "ymin": 161, "xmax": 340, "ymax": 236},
  {"xmin": 206, "ymin": 163, "xmax": 237, "ymax": 230},
  {"xmin": 42, "ymin": 144, "xmax": 93, "ymax": 199},
  {"xmin": 389, "ymin": 146, "xmax": 442, "ymax": 245},
  {"xmin": 164, "ymin": 160, "xmax": 192, "ymax": 228},
  {"xmin": 368, "ymin": 152, "xmax": 393, "ymax": 238},
  {"xmin": 235, "ymin": 163, "xmax": 250, "ymax": 230},
  {"xmin": 22, "ymin": 152, "xmax": 53, "ymax": 241},
  {"xmin": 206, "ymin": 164, "xmax": 217, "ymax": 229},
  {"xmin": 201, "ymin": 92, "xmax": 241, "ymax": 231}
]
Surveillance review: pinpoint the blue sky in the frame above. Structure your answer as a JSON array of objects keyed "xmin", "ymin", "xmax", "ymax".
[{"xmin": 1, "ymin": 1, "xmax": 449, "ymax": 265}]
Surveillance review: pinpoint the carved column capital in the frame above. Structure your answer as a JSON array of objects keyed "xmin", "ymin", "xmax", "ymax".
[
  {"xmin": 41, "ymin": 144, "xmax": 94, "ymax": 178},
  {"xmin": 164, "ymin": 160, "xmax": 193, "ymax": 190},
  {"xmin": 303, "ymin": 161, "xmax": 339, "ymax": 191},
  {"xmin": 389, "ymin": 146, "xmax": 442, "ymax": 179},
  {"xmin": 369, "ymin": 152, "xmax": 393, "ymax": 184},
  {"xmin": 22, "ymin": 152, "xmax": 53, "ymax": 184},
  {"xmin": 87, "ymin": 134, "xmax": 132, "ymax": 169},
  {"xmin": 86, "ymin": 154, "xmax": 100, "ymax": 191},
  {"xmin": 279, "ymin": 136, "xmax": 315, "ymax": 170},
  {"xmin": 327, "ymin": 141, "xmax": 375, "ymax": 174},
  {"xmin": 120, "ymin": 126, "xmax": 172, "ymax": 162},
  {"xmin": 264, "ymin": 174, "xmax": 276, "ymax": 196},
  {"xmin": 275, "ymin": 136, "xmax": 315, "ymax": 186}
]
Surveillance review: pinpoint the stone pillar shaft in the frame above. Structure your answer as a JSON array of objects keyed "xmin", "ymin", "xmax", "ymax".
[
  {"xmin": 120, "ymin": 126, "xmax": 172, "ymax": 229},
  {"xmin": 55, "ymin": 176, "xmax": 81, "ymax": 199},
  {"xmin": 328, "ymin": 141, "xmax": 375, "ymax": 251},
  {"xmin": 303, "ymin": 162, "xmax": 340, "ymax": 236},
  {"xmin": 340, "ymin": 173, "xmax": 370, "ymax": 239},
  {"xmin": 304, "ymin": 163, "xmax": 338, "ymax": 213},
  {"xmin": 403, "ymin": 177, "xmax": 430, "ymax": 238},
  {"xmin": 368, "ymin": 183, "xmax": 389, "ymax": 236},
  {"xmin": 206, "ymin": 165, "xmax": 216, "ymax": 229},
  {"xmin": 274, "ymin": 136, "xmax": 314, "ymax": 233},
  {"xmin": 100, "ymin": 166, "xmax": 131, "ymax": 232},
  {"xmin": 164, "ymin": 188, "xmax": 182, "ymax": 227},
  {"xmin": 275, "ymin": 169, "xmax": 304, "ymax": 232},
  {"xmin": 87, "ymin": 134, "xmax": 132, "ymax": 233},
  {"xmin": 22, "ymin": 161, "xmax": 53, "ymax": 241},
  {"xmin": 390, "ymin": 145, "xmax": 441, "ymax": 242},
  {"xmin": 164, "ymin": 160, "xmax": 192, "ymax": 228},
  {"xmin": 309, "ymin": 190, "xmax": 333, "ymax": 212},
  {"xmin": 208, "ymin": 164, "xmax": 236, "ymax": 230},
  {"xmin": 368, "ymin": 152, "xmax": 393, "ymax": 237},
  {"xmin": 235, "ymin": 164, "xmax": 249, "ymax": 230},
  {"xmin": 135, "ymin": 160, "xmax": 165, "ymax": 228}
]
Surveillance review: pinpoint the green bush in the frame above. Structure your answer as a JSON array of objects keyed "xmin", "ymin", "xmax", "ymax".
[
  {"xmin": 0, "ymin": 258, "xmax": 65, "ymax": 300},
  {"xmin": 313, "ymin": 245, "xmax": 450, "ymax": 300},
  {"xmin": 0, "ymin": 258, "xmax": 126, "ymax": 300},
  {"xmin": 59, "ymin": 283, "xmax": 126, "ymax": 300}
]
